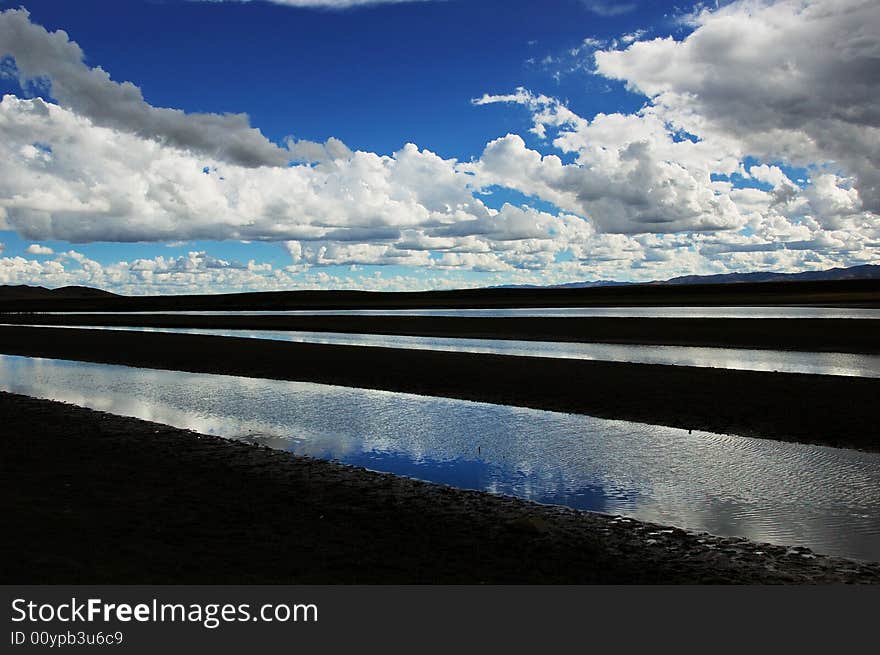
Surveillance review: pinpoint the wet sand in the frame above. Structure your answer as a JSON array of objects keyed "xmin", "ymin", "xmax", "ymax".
[
  {"xmin": 0, "ymin": 325, "xmax": 877, "ymax": 451},
  {"xmin": 4, "ymin": 314, "xmax": 878, "ymax": 354},
  {"xmin": 2, "ymin": 391, "xmax": 877, "ymax": 584}
]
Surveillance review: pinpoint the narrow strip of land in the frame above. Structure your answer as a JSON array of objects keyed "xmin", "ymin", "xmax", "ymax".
[
  {"xmin": 3, "ymin": 314, "xmax": 879, "ymax": 353},
  {"xmin": 1, "ymin": 326, "xmax": 877, "ymax": 451},
  {"xmin": 2, "ymin": 277, "xmax": 878, "ymax": 312},
  {"xmin": 2, "ymin": 392, "xmax": 877, "ymax": 584}
]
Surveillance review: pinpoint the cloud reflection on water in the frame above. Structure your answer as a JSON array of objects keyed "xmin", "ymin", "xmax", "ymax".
[{"xmin": 2, "ymin": 354, "xmax": 879, "ymax": 561}]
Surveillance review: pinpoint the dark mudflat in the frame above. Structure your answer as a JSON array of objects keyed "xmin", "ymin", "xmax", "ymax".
[
  {"xmin": 0, "ymin": 325, "xmax": 878, "ymax": 451},
  {"xmin": 2, "ymin": 392, "xmax": 877, "ymax": 584},
  {"xmin": 3, "ymin": 314, "xmax": 878, "ymax": 354}
]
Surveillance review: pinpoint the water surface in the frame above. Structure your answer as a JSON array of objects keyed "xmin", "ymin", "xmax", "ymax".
[
  {"xmin": 2, "ymin": 354, "xmax": 878, "ymax": 561},
  {"xmin": 26, "ymin": 306, "xmax": 880, "ymax": 319},
  {"xmin": 13, "ymin": 324, "xmax": 880, "ymax": 378}
]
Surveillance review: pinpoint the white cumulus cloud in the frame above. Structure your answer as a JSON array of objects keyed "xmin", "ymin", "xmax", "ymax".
[
  {"xmin": 0, "ymin": 2, "xmax": 878, "ymax": 290},
  {"xmin": 593, "ymin": 0, "xmax": 880, "ymax": 211},
  {"xmin": 0, "ymin": 8, "xmax": 289, "ymax": 167}
]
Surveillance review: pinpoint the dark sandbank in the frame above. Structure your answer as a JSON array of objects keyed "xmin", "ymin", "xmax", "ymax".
[
  {"xmin": 2, "ymin": 392, "xmax": 877, "ymax": 584},
  {"xmin": 0, "ymin": 325, "xmax": 878, "ymax": 451},
  {"xmin": 3, "ymin": 314, "xmax": 878, "ymax": 354}
]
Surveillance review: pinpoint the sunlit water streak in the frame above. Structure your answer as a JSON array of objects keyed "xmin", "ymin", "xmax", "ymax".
[
  {"xmin": 2, "ymin": 354, "xmax": 879, "ymax": 561},
  {"xmin": 9, "ymin": 324, "xmax": 880, "ymax": 378},
  {"xmin": 22, "ymin": 306, "xmax": 880, "ymax": 318}
]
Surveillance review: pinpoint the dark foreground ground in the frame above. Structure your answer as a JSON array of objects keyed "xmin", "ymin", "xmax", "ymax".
[
  {"xmin": 2, "ymin": 392, "xmax": 878, "ymax": 584},
  {"xmin": 0, "ymin": 325, "xmax": 878, "ymax": 451},
  {"xmin": 4, "ymin": 314, "xmax": 878, "ymax": 353}
]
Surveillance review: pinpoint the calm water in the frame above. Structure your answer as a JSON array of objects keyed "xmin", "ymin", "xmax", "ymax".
[
  {"xmin": 2, "ymin": 354, "xmax": 879, "ymax": 561},
  {"xmin": 13, "ymin": 324, "xmax": 880, "ymax": 378},
  {"xmin": 27, "ymin": 306, "xmax": 880, "ymax": 318}
]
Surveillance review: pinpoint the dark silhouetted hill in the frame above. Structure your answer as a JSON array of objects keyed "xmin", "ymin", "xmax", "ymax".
[
  {"xmin": 661, "ymin": 264, "xmax": 880, "ymax": 286},
  {"xmin": 538, "ymin": 264, "xmax": 880, "ymax": 289},
  {"xmin": 0, "ymin": 264, "xmax": 877, "ymax": 311},
  {"xmin": 0, "ymin": 285, "xmax": 118, "ymax": 301}
]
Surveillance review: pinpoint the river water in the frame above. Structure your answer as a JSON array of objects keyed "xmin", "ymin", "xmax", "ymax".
[
  {"xmin": 12, "ymin": 324, "xmax": 880, "ymax": 378},
  {"xmin": 2, "ymin": 354, "xmax": 878, "ymax": 561},
  {"xmin": 26, "ymin": 306, "xmax": 880, "ymax": 318}
]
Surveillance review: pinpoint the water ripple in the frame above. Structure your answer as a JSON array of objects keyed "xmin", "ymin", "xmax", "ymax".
[{"xmin": 1, "ymin": 354, "xmax": 878, "ymax": 561}]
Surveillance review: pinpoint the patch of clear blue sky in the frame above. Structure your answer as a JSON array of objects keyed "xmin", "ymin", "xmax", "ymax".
[
  {"xmin": 0, "ymin": 0, "xmax": 704, "ymax": 270},
  {"xmin": 0, "ymin": 0, "xmax": 688, "ymax": 157},
  {"xmin": 712, "ymin": 156, "xmax": 812, "ymax": 191},
  {"xmin": 479, "ymin": 186, "xmax": 562, "ymax": 215}
]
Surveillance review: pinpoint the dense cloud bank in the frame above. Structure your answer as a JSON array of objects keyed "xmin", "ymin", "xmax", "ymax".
[{"xmin": 0, "ymin": 2, "xmax": 878, "ymax": 292}]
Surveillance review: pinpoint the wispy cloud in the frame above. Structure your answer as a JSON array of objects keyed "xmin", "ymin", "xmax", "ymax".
[
  {"xmin": 192, "ymin": 0, "xmax": 436, "ymax": 9},
  {"xmin": 581, "ymin": 1, "xmax": 637, "ymax": 16}
]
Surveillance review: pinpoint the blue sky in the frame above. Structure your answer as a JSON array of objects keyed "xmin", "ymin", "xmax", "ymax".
[
  {"xmin": 2, "ymin": 0, "xmax": 663, "ymax": 158},
  {"xmin": 0, "ymin": 0, "xmax": 877, "ymax": 293}
]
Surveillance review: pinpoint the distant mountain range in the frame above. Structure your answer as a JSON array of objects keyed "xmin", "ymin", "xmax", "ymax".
[
  {"xmin": 0, "ymin": 264, "xmax": 877, "ymax": 301},
  {"xmin": 498, "ymin": 264, "xmax": 880, "ymax": 289},
  {"xmin": 661, "ymin": 264, "xmax": 880, "ymax": 286}
]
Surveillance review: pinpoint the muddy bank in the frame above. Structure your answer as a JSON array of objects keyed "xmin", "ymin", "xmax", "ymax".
[
  {"xmin": 4, "ymin": 314, "xmax": 878, "ymax": 354},
  {"xmin": 1, "ymin": 391, "xmax": 877, "ymax": 584},
  {"xmin": 0, "ymin": 325, "xmax": 877, "ymax": 451}
]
